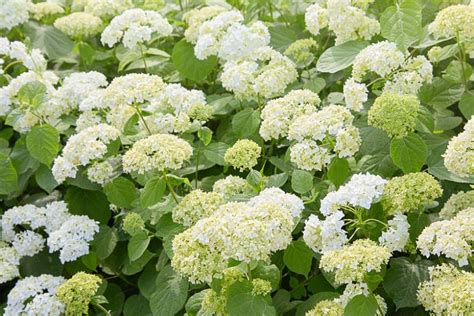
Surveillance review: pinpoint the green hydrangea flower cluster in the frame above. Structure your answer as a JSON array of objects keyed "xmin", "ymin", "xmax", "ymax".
[{"xmin": 56, "ymin": 272, "xmax": 102, "ymax": 316}]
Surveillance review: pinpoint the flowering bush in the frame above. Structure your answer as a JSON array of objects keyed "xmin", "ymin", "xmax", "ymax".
[{"xmin": 0, "ymin": 0, "xmax": 473, "ymax": 315}]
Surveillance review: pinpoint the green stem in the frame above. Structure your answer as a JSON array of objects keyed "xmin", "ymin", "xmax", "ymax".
[
  {"xmin": 2, "ymin": 60, "xmax": 23, "ymax": 73},
  {"xmin": 363, "ymin": 218, "xmax": 389, "ymax": 228},
  {"xmin": 134, "ymin": 105, "xmax": 152, "ymax": 135},
  {"xmin": 138, "ymin": 43, "xmax": 148, "ymax": 74},
  {"xmin": 456, "ymin": 32, "xmax": 468, "ymax": 88},
  {"xmin": 194, "ymin": 149, "xmax": 200, "ymax": 189},
  {"xmin": 95, "ymin": 303, "xmax": 111, "ymax": 316},
  {"xmin": 163, "ymin": 171, "xmax": 179, "ymax": 204}
]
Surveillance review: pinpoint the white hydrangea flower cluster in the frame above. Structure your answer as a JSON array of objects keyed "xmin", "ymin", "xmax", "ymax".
[
  {"xmin": 193, "ymin": 10, "xmax": 270, "ymax": 62},
  {"xmin": 122, "ymin": 133, "xmax": 193, "ymax": 174},
  {"xmin": 383, "ymin": 56, "xmax": 433, "ymax": 95},
  {"xmin": 0, "ymin": 0, "xmax": 33, "ymax": 30},
  {"xmin": 4, "ymin": 274, "xmax": 65, "ymax": 316},
  {"xmin": 303, "ymin": 211, "xmax": 348, "ymax": 254},
  {"xmin": 305, "ymin": 0, "xmax": 380, "ymax": 44},
  {"xmin": 320, "ymin": 239, "xmax": 391, "ymax": 284},
  {"xmin": 101, "ymin": 8, "xmax": 173, "ymax": 50},
  {"xmin": 439, "ymin": 189, "xmax": 474, "ymax": 219},
  {"xmin": 378, "ymin": 214, "xmax": 410, "ymax": 252},
  {"xmin": 352, "ymin": 41, "xmax": 405, "ymax": 81},
  {"xmin": 172, "ymin": 188, "xmax": 304, "ymax": 284},
  {"xmin": 54, "ymin": 12, "xmax": 103, "ymax": 40},
  {"xmin": 417, "ymin": 264, "xmax": 474, "ymax": 315},
  {"xmin": 343, "ymin": 78, "xmax": 368, "ymax": 111},
  {"xmin": 183, "ymin": 6, "xmax": 228, "ymax": 43},
  {"xmin": 221, "ymin": 47, "xmax": 298, "ymax": 100},
  {"xmin": 212, "ymin": 175, "xmax": 253, "ymax": 200},
  {"xmin": 86, "ymin": 156, "xmax": 121, "ymax": 185},
  {"xmin": 172, "ymin": 190, "xmax": 225, "ymax": 227},
  {"xmin": 1, "ymin": 201, "xmax": 99, "ymax": 264},
  {"xmin": 84, "ymin": 0, "xmax": 132, "ymax": 20},
  {"xmin": 259, "ymin": 89, "xmax": 321, "ymax": 141},
  {"xmin": 1, "ymin": 38, "xmax": 48, "ymax": 72},
  {"xmin": 417, "ymin": 207, "xmax": 474, "ymax": 266},
  {"xmin": 287, "ymin": 105, "xmax": 360, "ymax": 171},
  {"xmin": 47, "ymin": 215, "xmax": 100, "ymax": 263},
  {"xmin": 0, "ymin": 243, "xmax": 20, "ymax": 284},
  {"xmin": 52, "ymin": 124, "xmax": 121, "ymax": 183},
  {"xmin": 320, "ymin": 173, "xmax": 387, "ymax": 215},
  {"xmin": 443, "ymin": 118, "xmax": 474, "ymax": 177},
  {"xmin": 32, "ymin": 2, "xmax": 64, "ymax": 21}
]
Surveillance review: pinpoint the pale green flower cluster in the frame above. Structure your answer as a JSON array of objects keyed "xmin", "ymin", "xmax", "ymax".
[
  {"xmin": 443, "ymin": 118, "xmax": 474, "ymax": 177},
  {"xmin": 86, "ymin": 158, "xmax": 119, "ymax": 185},
  {"xmin": 417, "ymin": 264, "xmax": 474, "ymax": 315},
  {"xmin": 183, "ymin": 6, "xmax": 228, "ymax": 43},
  {"xmin": 56, "ymin": 272, "xmax": 101, "ymax": 316},
  {"xmin": 260, "ymin": 89, "xmax": 320, "ymax": 141},
  {"xmin": 288, "ymin": 105, "xmax": 360, "ymax": 171},
  {"xmin": 305, "ymin": 0, "xmax": 380, "ymax": 44},
  {"xmin": 122, "ymin": 212, "xmax": 146, "ymax": 236},
  {"xmin": 284, "ymin": 38, "xmax": 318, "ymax": 68},
  {"xmin": 224, "ymin": 139, "xmax": 261, "ymax": 171},
  {"xmin": 212, "ymin": 175, "xmax": 253, "ymax": 200},
  {"xmin": 440, "ymin": 189, "xmax": 474, "ymax": 219},
  {"xmin": 84, "ymin": 0, "xmax": 132, "ymax": 20},
  {"xmin": 306, "ymin": 299, "xmax": 344, "ymax": 316},
  {"xmin": 417, "ymin": 207, "xmax": 473, "ymax": 266},
  {"xmin": 172, "ymin": 190, "xmax": 225, "ymax": 227},
  {"xmin": 54, "ymin": 12, "xmax": 103, "ymax": 40},
  {"xmin": 220, "ymin": 47, "xmax": 298, "ymax": 100},
  {"xmin": 0, "ymin": 243, "xmax": 20, "ymax": 284},
  {"xmin": 32, "ymin": 2, "xmax": 64, "ymax": 21},
  {"xmin": 368, "ymin": 92, "xmax": 419, "ymax": 138},
  {"xmin": 382, "ymin": 172, "xmax": 442, "ymax": 215},
  {"xmin": 320, "ymin": 239, "xmax": 391, "ymax": 284},
  {"xmin": 122, "ymin": 134, "xmax": 193, "ymax": 174},
  {"xmin": 172, "ymin": 189, "xmax": 302, "ymax": 284},
  {"xmin": 251, "ymin": 279, "xmax": 272, "ymax": 296}
]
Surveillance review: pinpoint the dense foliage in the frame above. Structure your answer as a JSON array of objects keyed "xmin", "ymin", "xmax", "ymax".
[{"xmin": 0, "ymin": 0, "xmax": 473, "ymax": 315}]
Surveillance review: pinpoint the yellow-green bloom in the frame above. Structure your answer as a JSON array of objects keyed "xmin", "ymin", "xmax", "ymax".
[
  {"xmin": 56, "ymin": 272, "xmax": 101, "ymax": 316},
  {"xmin": 284, "ymin": 38, "xmax": 318, "ymax": 68},
  {"xmin": 306, "ymin": 299, "xmax": 344, "ymax": 316},
  {"xmin": 382, "ymin": 172, "xmax": 443, "ymax": 215},
  {"xmin": 440, "ymin": 190, "xmax": 474, "ymax": 219},
  {"xmin": 224, "ymin": 139, "xmax": 261, "ymax": 171},
  {"xmin": 54, "ymin": 12, "xmax": 103, "ymax": 40},
  {"xmin": 172, "ymin": 190, "xmax": 225, "ymax": 227},
  {"xmin": 368, "ymin": 92, "xmax": 419, "ymax": 138},
  {"xmin": 122, "ymin": 212, "xmax": 145, "ymax": 236}
]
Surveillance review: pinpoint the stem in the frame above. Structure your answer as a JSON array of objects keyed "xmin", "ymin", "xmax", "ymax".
[
  {"xmin": 138, "ymin": 43, "xmax": 148, "ymax": 74},
  {"xmin": 133, "ymin": 105, "xmax": 152, "ymax": 135},
  {"xmin": 348, "ymin": 227, "xmax": 360, "ymax": 241},
  {"xmin": 2, "ymin": 60, "xmax": 22, "ymax": 73},
  {"xmin": 194, "ymin": 149, "xmax": 200, "ymax": 189},
  {"xmin": 363, "ymin": 218, "xmax": 389, "ymax": 228},
  {"xmin": 163, "ymin": 171, "xmax": 179, "ymax": 204},
  {"xmin": 456, "ymin": 32, "xmax": 468, "ymax": 87},
  {"xmin": 95, "ymin": 303, "xmax": 111, "ymax": 316}
]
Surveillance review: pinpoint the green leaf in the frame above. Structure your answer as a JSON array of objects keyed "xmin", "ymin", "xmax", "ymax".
[
  {"xmin": 128, "ymin": 231, "xmax": 151, "ymax": 261},
  {"xmin": 93, "ymin": 226, "xmax": 118, "ymax": 260},
  {"xmin": 171, "ymin": 39, "xmax": 218, "ymax": 82},
  {"xmin": 295, "ymin": 292, "xmax": 339, "ymax": 316},
  {"xmin": 23, "ymin": 22, "xmax": 74, "ymax": 60},
  {"xmin": 35, "ymin": 164, "xmax": 58, "ymax": 193},
  {"xmin": 380, "ymin": 0, "xmax": 423, "ymax": 51},
  {"xmin": 291, "ymin": 170, "xmax": 313, "ymax": 194},
  {"xmin": 419, "ymin": 78, "xmax": 464, "ymax": 110},
  {"xmin": 26, "ymin": 124, "xmax": 60, "ymax": 166},
  {"xmin": 124, "ymin": 295, "xmax": 152, "ymax": 316},
  {"xmin": 226, "ymin": 280, "xmax": 277, "ymax": 316},
  {"xmin": 283, "ymin": 240, "xmax": 313, "ymax": 277},
  {"xmin": 198, "ymin": 127, "xmax": 213, "ymax": 146},
  {"xmin": 19, "ymin": 249, "xmax": 63, "ymax": 277},
  {"xmin": 316, "ymin": 41, "xmax": 368, "ymax": 73},
  {"xmin": 415, "ymin": 106, "xmax": 435, "ymax": 133},
  {"xmin": 265, "ymin": 173, "xmax": 288, "ymax": 188},
  {"xmin": 253, "ymin": 264, "xmax": 281, "ymax": 290},
  {"xmin": 383, "ymin": 257, "xmax": 433, "ymax": 309},
  {"xmin": 459, "ymin": 91, "xmax": 474, "ymax": 120},
  {"xmin": 407, "ymin": 212, "xmax": 431, "ymax": 243},
  {"xmin": 344, "ymin": 294, "xmax": 379, "ymax": 316},
  {"xmin": 303, "ymin": 78, "xmax": 326, "ymax": 93},
  {"xmin": 140, "ymin": 177, "xmax": 166, "ymax": 208},
  {"xmin": 390, "ymin": 133, "xmax": 427, "ymax": 173},
  {"xmin": 203, "ymin": 142, "xmax": 229, "ymax": 166},
  {"xmin": 150, "ymin": 265, "xmax": 189, "ymax": 316},
  {"xmin": 17, "ymin": 81, "xmax": 47, "ymax": 108},
  {"xmin": 104, "ymin": 177, "xmax": 138, "ymax": 208},
  {"xmin": 0, "ymin": 152, "xmax": 18, "ymax": 195},
  {"xmin": 327, "ymin": 157, "xmax": 350, "ymax": 187},
  {"xmin": 232, "ymin": 108, "xmax": 261, "ymax": 137},
  {"xmin": 269, "ymin": 25, "xmax": 301, "ymax": 52},
  {"xmin": 65, "ymin": 187, "xmax": 111, "ymax": 224}
]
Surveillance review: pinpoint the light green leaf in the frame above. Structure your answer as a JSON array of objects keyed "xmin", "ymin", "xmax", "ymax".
[
  {"xmin": 327, "ymin": 157, "xmax": 350, "ymax": 187},
  {"xmin": 380, "ymin": 0, "xmax": 423, "ymax": 51},
  {"xmin": 344, "ymin": 294, "xmax": 379, "ymax": 316},
  {"xmin": 226, "ymin": 280, "xmax": 276, "ymax": 316},
  {"xmin": 0, "ymin": 152, "xmax": 18, "ymax": 195},
  {"xmin": 124, "ymin": 295, "xmax": 152, "ymax": 316},
  {"xmin": 419, "ymin": 77, "xmax": 465, "ymax": 110},
  {"xmin": 93, "ymin": 226, "xmax": 118, "ymax": 260},
  {"xmin": 171, "ymin": 39, "xmax": 217, "ymax": 82},
  {"xmin": 35, "ymin": 164, "xmax": 58, "ymax": 193},
  {"xmin": 104, "ymin": 177, "xmax": 138, "ymax": 208},
  {"xmin": 390, "ymin": 133, "xmax": 427, "ymax": 173},
  {"xmin": 283, "ymin": 240, "xmax": 313, "ymax": 277},
  {"xmin": 459, "ymin": 91, "xmax": 474, "ymax": 120},
  {"xmin": 316, "ymin": 41, "xmax": 368, "ymax": 73},
  {"xmin": 26, "ymin": 124, "xmax": 60, "ymax": 166},
  {"xmin": 128, "ymin": 231, "xmax": 151, "ymax": 261},
  {"xmin": 17, "ymin": 81, "xmax": 47, "ymax": 108},
  {"xmin": 291, "ymin": 170, "xmax": 313, "ymax": 194},
  {"xmin": 140, "ymin": 177, "xmax": 166, "ymax": 208},
  {"xmin": 232, "ymin": 108, "xmax": 261, "ymax": 137},
  {"xmin": 203, "ymin": 142, "xmax": 229, "ymax": 166},
  {"xmin": 383, "ymin": 257, "xmax": 433, "ymax": 309},
  {"xmin": 23, "ymin": 22, "xmax": 74, "ymax": 60},
  {"xmin": 150, "ymin": 265, "xmax": 189, "ymax": 316}
]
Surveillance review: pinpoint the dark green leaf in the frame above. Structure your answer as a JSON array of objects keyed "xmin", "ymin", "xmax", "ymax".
[
  {"xmin": 103, "ymin": 177, "xmax": 138, "ymax": 208},
  {"xmin": 390, "ymin": 133, "xmax": 427, "ymax": 173},
  {"xmin": 283, "ymin": 240, "xmax": 313, "ymax": 276},
  {"xmin": 291, "ymin": 170, "xmax": 313, "ymax": 194},
  {"xmin": 232, "ymin": 108, "xmax": 261, "ymax": 137},
  {"xmin": 327, "ymin": 157, "xmax": 350, "ymax": 187},
  {"xmin": 128, "ymin": 231, "xmax": 151, "ymax": 261},
  {"xmin": 150, "ymin": 265, "xmax": 189, "ymax": 316},
  {"xmin": 344, "ymin": 294, "xmax": 379, "ymax": 316},
  {"xmin": 65, "ymin": 187, "xmax": 111, "ymax": 224},
  {"xmin": 226, "ymin": 280, "xmax": 276, "ymax": 316},
  {"xmin": 26, "ymin": 124, "xmax": 59, "ymax": 166},
  {"xmin": 35, "ymin": 164, "xmax": 58, "ymax": 193},
  {"xmin": 0, "ymin": 152, "xmax": 18, "ymax": 195},
  {"xmin": 140, "ymin": 177, "xmax": 166, "ymax": 208}
]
